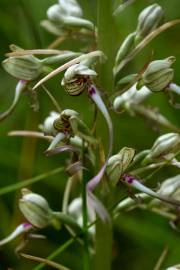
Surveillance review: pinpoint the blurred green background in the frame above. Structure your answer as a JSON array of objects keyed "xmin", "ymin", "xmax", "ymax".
[{"xmin": 0, "ymin": 0, "xmax": 180, "ymax": 269}]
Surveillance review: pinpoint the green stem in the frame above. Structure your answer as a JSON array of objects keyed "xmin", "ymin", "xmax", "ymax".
[
  {"xmin": 97, "ymin": 0, "xmax": 117, "ymax": 91},
  {"xmin": 0, "ymin": 167, "xmax": 64, "ymax": 196},
  {"xmin": 34, "ymin": 238, "xmax": 75, "ymax": 270},
  {"xmin": 82, "ymin": 142, "xmax": 90, "ymax": 270}
]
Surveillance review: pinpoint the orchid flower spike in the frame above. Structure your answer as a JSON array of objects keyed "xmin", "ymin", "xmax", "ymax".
[
  {"xmin": 121, "ymin": 174, "xmax": 180, "ymax": 207},
  {"xmin": 61, "ymin": 62, "xmax": 113, "ymax": 221},
  {"xmin": 61, "ymin": 62, "xmax": 113, "ymax": 191},
  {"xmin": 0, "ymin": 223, "xmax": 33, "ymax": 247}
]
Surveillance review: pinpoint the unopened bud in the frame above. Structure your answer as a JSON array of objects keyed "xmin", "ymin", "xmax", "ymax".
[
  {"xmin": 115, "ymin": 32, "xmax": 136, "ymax": 65},
  {"xmin": 158, "ymin": 174, "xmax": 180, "ymax": 197},
  {"xmin": 138, "ymin": 57, "xmax": 175, "ymax": 92},
  {"xmin": 2, "ymin": 55, "xmax": 43, "ymax": 81},
  {"xmin": 116, "ymin": 74, "xmax": 138, "ymax": 88},
  {"xmin": 107, "ymin": 147, "xmax": 135, "ymax": 185},
  {"xmin": 142, "ymin": 133, "xmax": 180, "ymax": 164},
  {"xmin": 19, "ymin": 189, "xmax": 55, "ymax": 229},
  {"xmin": 135, "ymin": 4, "xmax": 164, "ymax": 43}
]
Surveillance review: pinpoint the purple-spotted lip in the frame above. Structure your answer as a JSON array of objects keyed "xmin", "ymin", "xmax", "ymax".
[
  {"xmin": 122, "ymin": 174, "xmax": 134, "ymax": 184},
  {"xmin": 23, "ymin": 222, "xmax": 32, "ymax": 229},
  {"xmin": 88, "ymin": 85, "xmax": 96, "ymax": 96}
]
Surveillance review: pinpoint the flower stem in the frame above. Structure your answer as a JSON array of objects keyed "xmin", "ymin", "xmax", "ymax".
[
  {"xmin": 97, "ymin": 0, "xmax": 117, "ymax": 91},
  {"xmin": 82, "ymin": 142, "xmax": 90, "ymax": 270}
]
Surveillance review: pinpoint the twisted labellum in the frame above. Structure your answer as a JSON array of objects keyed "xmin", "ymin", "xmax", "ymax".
[
  {"xmin": 53, "ymin": 115, "xmax": 72, "ymax": 134},
  {"xmin": 63, "ymin": 76, "xmax": 88, "ymax": 96},
  {"xmin": 0, "ymin": 80, "xmax": 27, "ymax": 122},
  {"xmin": 122, "ymin": 174, "xmax": 180, "ymax": 207}
]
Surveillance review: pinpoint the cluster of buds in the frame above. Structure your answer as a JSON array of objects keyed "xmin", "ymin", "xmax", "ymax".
[
  {"xmin": 115, "ymin": 4, "xmax": 164, "ymax": 66},
  {"xmin": 142, "ymin": 133, "xmax": 180, "ymax": 165},
  {"xmin": 42, "ymin": 0, "xmax": 94, "ymax": 36}
]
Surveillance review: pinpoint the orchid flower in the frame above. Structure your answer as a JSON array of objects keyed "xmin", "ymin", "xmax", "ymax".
[{"xmin": 122, "ymin": 174, "xmax": 180, "ymax": 207}]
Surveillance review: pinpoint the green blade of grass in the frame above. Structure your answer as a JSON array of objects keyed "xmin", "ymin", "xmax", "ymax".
[{"xmin": 0, "ymin": 167, "xmax": 64, "ymax": 196}]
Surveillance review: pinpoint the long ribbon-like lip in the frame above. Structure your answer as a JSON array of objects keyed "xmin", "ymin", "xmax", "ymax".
[
  {"xmin": 0, "ymin": 223, "xmax": 32, "ymax": 246},
  {"xmin": 87, "ymin": 85, "xmax": 113, "ymax": 191},
  {"xmin": 122, "ymin": 174, "xmax": 180, "ymax": 207},
  {"xmin": 0, "ymin": 80, "xmax": 27, "ymax": 122}
]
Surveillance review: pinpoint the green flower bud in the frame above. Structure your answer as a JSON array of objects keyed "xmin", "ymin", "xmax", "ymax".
[
  {"xmin": 135, "ymin": 4, "xmax": 164, "ymax": 43},
  {"xmin": 142, "ymin": 133, "xmax": 180, "ymax": 164},
  {"xmin": 115, "ymin": 32, "xmax": 136, "ymax": 65},
  {"xmin": 19, "ymin": 189, "xmax": 55, "ymax": 229},
  {"xmin": 2, "ymin": 55, "xmax": 43, "ymax": 81},
  {"xmin": 139, "ymin": 57, "xmax": 175, "ymax": 92},
  {"xmin": 107, "ymin": 147, "xmax": 135, "ymax": 185},
  {"xmin": 158, "ymin": 174, "xmax": 180, "ymax": 197},
  {"xmin": 116, "ymin": 74, "xmax": 138, "ymax": 88}
]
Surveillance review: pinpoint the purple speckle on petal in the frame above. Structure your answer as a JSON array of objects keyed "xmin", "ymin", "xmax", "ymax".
[
  {"xmin": 122, "ymin": 174, "xmax": 134, "ymax": 184},
  {"xmin": 20, "ymin": 79, "xmax": 27, "ymax": 84},
  {"xmin": 23, "ymin": 222, "xmax": 31, "ymax": 229},
  {"xmin": 88, "ymin": 85, "xmax": 96, "ymax": 96}
]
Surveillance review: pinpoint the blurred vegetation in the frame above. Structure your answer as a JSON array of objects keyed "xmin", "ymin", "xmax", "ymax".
[{"xmin": 0, "ymin": 0, "xmax": 179, "ymax": 269}]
